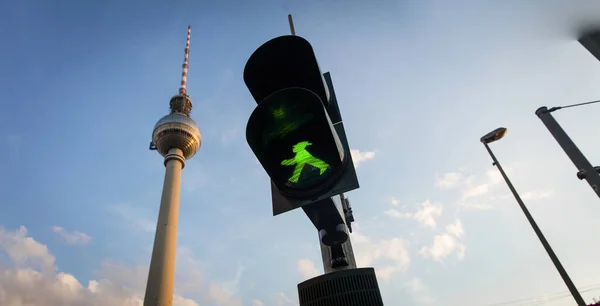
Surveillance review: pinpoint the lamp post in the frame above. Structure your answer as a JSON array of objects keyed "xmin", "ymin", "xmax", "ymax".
[{"xmin": 480, "ymin": 127, "xmax": 586, "ymax": 306}]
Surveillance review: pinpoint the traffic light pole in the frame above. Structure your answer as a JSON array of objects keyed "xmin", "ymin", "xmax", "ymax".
[
  {"xmin": 301, "ymin": 196, "xmax": 383, "ymax": 306},
  {"xmin": 319, "ymin": 194, "xmax": 357, "ymax": 273},
  {"xmin": 535, "ymin": 106, "xmax": 600, "ymax": 198},
  {"xmin": 319, "ymin": 230, "xmax": 357, "ymax": 273}
]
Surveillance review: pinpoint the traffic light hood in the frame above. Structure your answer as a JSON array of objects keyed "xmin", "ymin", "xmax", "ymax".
[{"xmin": 243, "ymin": 35, "xmax": 330, "ymax": 106}]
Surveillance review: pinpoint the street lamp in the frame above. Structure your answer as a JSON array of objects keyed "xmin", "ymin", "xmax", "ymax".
[{"xmin": 480, "ymin": 127, "xmax": 586, "ymax": 306}]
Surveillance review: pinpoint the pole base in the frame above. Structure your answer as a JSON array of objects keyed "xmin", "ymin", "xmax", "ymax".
[{"xmin": 297, "ymin": 267, "xmax": 384, "ymax": 306}]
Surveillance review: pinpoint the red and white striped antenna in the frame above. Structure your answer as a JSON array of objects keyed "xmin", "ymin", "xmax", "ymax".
[{"xmin": 179, "ymin": 25, "xmax": 191, "ymax": 95}]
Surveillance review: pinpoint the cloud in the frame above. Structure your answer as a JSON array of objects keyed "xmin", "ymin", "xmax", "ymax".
[
  {"xmin": 461, "ymin": 183, "xmax": 490, "ymax": 200},
  {"xmin": 437, "ymin": 164, "xmax": 555, "ymax": 211},
  {"xmin": 276, "ymin": 292, "xmax": 297, "ymax": 306},
  {"xmin": 207, "ymin": 282, "xmax": 242, "ymax": 306},
  {"xmin": 297, "ymin": 259, "xmax": 320, "ymax": 279},
  {"xmin": 0, "ymin": 226, "xmax": 56, "ymax": 275},
  {"xmin": 485, "ymin": 168, "xmax": 504, "ymax": 185},
  {"xmin": 109, "ymin": 203, "xmax": 156, "ymax": 234},
  {"xmin": 0, "ymin": 224, "xmax": 254, "ymax": 306},
  {"xmin": 521, "ymin": 190, "xmax": 554, "ymax": 201},
  {"xmin": 389, "ymin": 197, "xmax": 400, "ymax": 206},
  {"xmin": 351, "ymin": 227, "xmax": 410, "ymax": 281},
  {"xmin": 419, "ymin": 219, "xmax": 466, "ymax": 262},
  {"xmin": 51, "ymin": 226, "xmax": 91, "ymax": 246},
  {"xmin": 435, "ymin": 166, "xmax": 521, "ymax": 210},
  {"xmin": 405, "ymin": 277, "xmax": 436, "ymax": 305},
  {"xmin": 0, "ymin": 225, "xmax": 198, "ymax": 306},
  {"xmin": 435, "ymin": 172, "xmax": 463, "ymax": 190},
  {"xmin": 384, "ymin": 200, "xmax": 443, "ymax": 229},
  {"xmin": 203, "ymin": 263, "xmax": 245, "ymax": 306},
  {"xmin": 445, "ymin": 219, "xmax": 464, "ymax": 238},
  {"xmin": 251, "ymin": 300, "xmax": 264, "ymax": 306},
  {"xmin": 350, "ymin": 149, "xmax": 376, "ymax": 168}
]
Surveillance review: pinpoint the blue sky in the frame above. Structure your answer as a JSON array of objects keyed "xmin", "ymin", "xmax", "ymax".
[{"xmin": 2, "ymin": 0, "xmax": 600, "ymax": 305}]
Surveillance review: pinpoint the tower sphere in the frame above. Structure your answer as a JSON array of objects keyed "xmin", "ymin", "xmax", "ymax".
[{"xmin": 152, "ymin": 112, "xmax": 201, "ymax": 160}]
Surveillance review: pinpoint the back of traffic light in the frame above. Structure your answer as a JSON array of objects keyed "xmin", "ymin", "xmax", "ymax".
[{"xmin": 243, "ymin": 34, "xmax": 359, "ymax": 216}]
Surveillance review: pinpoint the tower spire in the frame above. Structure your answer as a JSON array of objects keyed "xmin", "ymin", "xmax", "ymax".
[
  {"xmin": 179, "ymin": 25, "xmax": 191, "ymax": 95},
  {"xmin": 170, "ymin": 25, "xmax": 193, "ymax": 116}
]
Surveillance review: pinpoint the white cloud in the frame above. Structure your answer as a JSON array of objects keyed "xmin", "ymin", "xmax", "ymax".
[
  {"xmin": 251, "ymin": 300, "xmax": 264, "ymax": 306},
  {"xmin": 436, "ymin": 166, "xmax": 522, "ymax": 210},
  {"xmin": 445, "ymin": 219, "xmax": 464, "ymax": 238},
  {"xmin": 297, "ymin": 259, "xmax": 320, "ymax": 279},
  {"xmin": 419, "ymin": 219, "xmax": 466, "ymax": 262},
  {"xmin": 461, "ymin": 183, "xmax": 490, "ymax": 200},
  {"xmin": 412, "ymin": 201, "xmax": 444, "ymax": 229},
  {"xmin": 276, "ymin": 292, "xmax": 297, "ymax": 306},
  {"xmin": 384, "ymin": 200, "xmax": 443, "ymax": 229},
  {"xmin": 0, "ymin": 225, "xmax": 253, "ymax": 306},
  {"xmin": 51, "ymin": 226, "xmax": 91, "ymax": 246},
  {"xmin": 207, "ymin": 282, "xmax": 242, "ymax": 306},
  {"xmin": 521, "ymin": 190, "xmax": 554, "ymax": 201},
  {"xmin": 0, "ymin": 226, "xmax": 56, "ymax": 275},
  {"xmin": 352, "ymin": 227, "xmax": 410, "ymax": 281},
  {"xmin": 435, "ymin": 172, "xmax": 463, "ymax": 190},
  {"xmin": 390, "ymin": 197, "xmax": 400, "ymax": 206},
  {"xmin": 438, "ymin": 164, "xmax": 554, "ymax": 211},
  {"xmin": 384, "ymin": 209, "xmax": 412, "ymax": 219},
  {"xmin": 486, "ymin": 168, "xmax": 504, "ymax": 185},
  {"xmin": 109, "ymin": 203, "xmax": 156, "ymax": 234},
  {"xmin": 350, "ymin": 149, "xmax": 376, "ymax": 168},
  {"xmin": 203, "ymin": 263, "xmax": 245, "ymax": 306},
  {"xmin": 405, "ymin": 277, "xmax": 436, "ymax": 305},
  {"xmin": 375, "ymin": 265, "xmax": 398, "ymax": 282}
]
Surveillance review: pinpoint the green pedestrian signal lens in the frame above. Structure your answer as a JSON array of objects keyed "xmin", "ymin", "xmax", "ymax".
[
  {"xmin": 246, "ymin": 88, "xmax": 345, "ymax": 196},
  {"xmin": 281, "ymin": 141, "xmax": 331, "ymax": 184}
]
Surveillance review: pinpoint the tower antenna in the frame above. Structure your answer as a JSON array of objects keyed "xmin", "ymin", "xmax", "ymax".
[{"xmin": 179, "ymin": 25, "xmax": 191, "ymax": 95}]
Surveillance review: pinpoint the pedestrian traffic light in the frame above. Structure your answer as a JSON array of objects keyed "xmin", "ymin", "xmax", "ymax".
[{"xmin": 244, "ymin": 35, "xmax": 359, "ymax": 215}]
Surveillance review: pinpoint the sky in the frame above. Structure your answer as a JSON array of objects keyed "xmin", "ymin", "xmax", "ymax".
[{"xmin": 1, "ymin": 0, "xmax": 600, "ymax": 305}]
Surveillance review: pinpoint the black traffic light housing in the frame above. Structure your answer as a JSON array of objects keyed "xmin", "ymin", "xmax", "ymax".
[
  {"xmin": 579, "ymin": 28, "xmax": 600, "ymax": 62},
  {"xmin": 244, "ymin": 35, "xmax": 359, "ymax": 216}
]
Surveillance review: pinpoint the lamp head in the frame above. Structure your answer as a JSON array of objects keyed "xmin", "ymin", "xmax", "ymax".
[{"xmin": 480, "ymin": 127, "xmax": 507, "ymax": 144}]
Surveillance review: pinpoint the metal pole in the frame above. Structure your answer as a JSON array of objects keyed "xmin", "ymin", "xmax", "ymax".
[
  {"xmin": 318, "ymin": 196, "xmax": 357, "ymax": 273},
  {"xmin": 536, "ymin": 106, "xmax": 600, "ymax": 198},
  {"xmin": 319, "ymin": 225, "xmax": 357, "ymax": 274},
  {"xmin": 483, "ymin": 143, "xmax": 586, "ymax": 306},
  {"xmin": 288, "ymin": 14, "xmax": 296, "ymax": 36}
]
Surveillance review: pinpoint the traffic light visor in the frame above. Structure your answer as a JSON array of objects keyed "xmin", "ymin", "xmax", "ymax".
[
  {"xmin": 243, "ymin": 35, "xmax": 329, "ymax": 105},
  {"xmin": 246, "ymin": 88, "xmax": 345, "ymax": 197}
]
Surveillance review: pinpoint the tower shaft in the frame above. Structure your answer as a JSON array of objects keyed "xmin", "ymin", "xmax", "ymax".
[{"xmin": 144, "ymin": 148, "xmax": 185, "ymax": 306}]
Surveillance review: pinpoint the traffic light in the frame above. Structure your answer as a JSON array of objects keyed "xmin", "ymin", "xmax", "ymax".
[
  {"xmin": 243, "ymin": 35, "xmax": 359, "ymax": 215},
  {"xmin": 579, "ymin": 28, "xmax": 600, "ymax": 62}
]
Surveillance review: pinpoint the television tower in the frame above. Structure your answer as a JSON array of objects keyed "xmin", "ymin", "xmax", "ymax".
[{"xmin": 144, "ymin": 25, "xmax": 202, "ymax": 306}]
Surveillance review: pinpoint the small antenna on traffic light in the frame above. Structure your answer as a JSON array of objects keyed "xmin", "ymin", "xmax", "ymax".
[{"xmin": 288, "ymin": 14, "xmax": 296, "ymax": 35}]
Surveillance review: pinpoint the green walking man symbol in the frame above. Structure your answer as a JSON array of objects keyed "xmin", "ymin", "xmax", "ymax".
[{"xmin": 281, "ymin": 141, "xmax": 330, "ymax": 184}]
